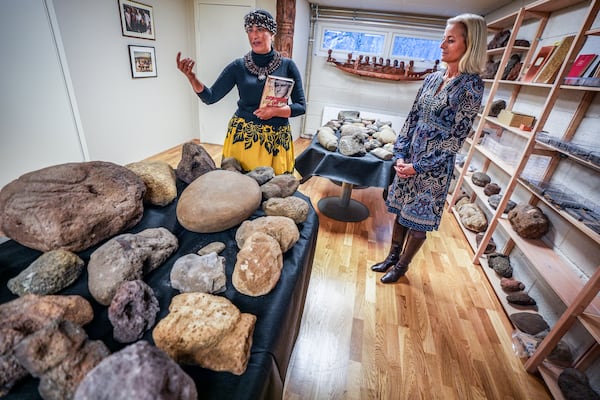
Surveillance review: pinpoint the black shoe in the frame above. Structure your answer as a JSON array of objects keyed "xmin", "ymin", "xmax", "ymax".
[
  {"xmin": 371, "ymin": 257, "xmax": 397, "ymax": 273},
  {"xmin": 380, "ymin": 264, "xmax": 408, "ymax": 283}
]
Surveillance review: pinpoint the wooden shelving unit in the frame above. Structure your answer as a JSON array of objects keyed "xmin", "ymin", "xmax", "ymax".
[{"xmin": 448, "ymin": 0, "xmax": 600, "ymax": 396}]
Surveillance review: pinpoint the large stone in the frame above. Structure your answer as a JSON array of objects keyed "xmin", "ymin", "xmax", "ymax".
[
  {"xmin": 177, "ymin": 169, "xmax": 261, "ymax": 233},
  {"xmin": 246, "ymin": 166, "xmax": 275, "ymax": 185},
  {"xmin": 262, "ymin": 196, "xmax": 310, "ymax": 224},
  {"xmin": 508, "ymin": 203, "xmax": 550, "ymax": 239},
  {"xmin": 509, "ymin": 312, "xmax": 549, "ymax": 335},
  {"xmin": 471, "ymin": 171, "xmax": 491, "ymax": 187},
  {"xmin": 74, "ymin": 341, "xmax": 197, "ymax": 400},
  {"xmin": 338, "ymin": 133, "xmax": 367, "ymax": 157},
  {"xmin": 235, "ymin": 215, "xmax": 299, "ymax": 253},
  {"xmin": 233, "ymin": 232, "xmax": 283, "ymax": 296},
  {"xmin": 126, "ymin": 160, "xmax": 177, "ymax": 206},
  {"xmin": 0, "ymin": 161, "xmax": 145, "ymax": 252},
  {"xmin": 14, "ymin": 319, "xmax": 109, "ymax": 400},
  {"xmin": 170, "ymin": 252, "xmax": 227, "ymax": 294},
  {"xmin": 152, "ymin": 293, "xmax": 256, "ymax": 375},
  {"xmin": 260, "ymin": 174, "xmax": 300, "ymax": 199},
  {"xmin": 317, "ymin": 126, "xmax": 338, "ymax": 151},
  {"xmin": 7, "ymin": 249, "xmax": 84, "ymax": 296},
  {"xmin": 0, "ymin": 295, "xmax": 94, "ymax": 397},
  {"xmin": 558, "ymin": 368, "xmax": 600, "ymax": 400},
  {"xmin": 488, "ymin": 253, "xmax": 513, "ymax": 278},
  {"xmin": 488, "ymin": 194, "xmax": 517, "ymax": 213},
  {"xmin": 108, "ymin": 280, "xmax": 160, "ymax": 343},
  {"xmin": 457, "ymin": 203, "xmax": 488, "ymax": 232},
  {"xmin": 87, "ymin": 227, "xmax": 179, "ymax": 305},
  {"xmin": 175, "ymin": 141, "xmax": 217, "ymax": 184}
]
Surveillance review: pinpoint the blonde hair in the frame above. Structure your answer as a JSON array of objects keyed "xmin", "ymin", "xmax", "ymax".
[{"xmin": 447, "ymin": 13, "xmax": 487, "ymax": 74}]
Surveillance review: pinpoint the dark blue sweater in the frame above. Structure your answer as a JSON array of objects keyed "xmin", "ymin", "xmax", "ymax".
[{"xmin": 197, "ymin": 51, "xmax": 306, "ymax": 128}]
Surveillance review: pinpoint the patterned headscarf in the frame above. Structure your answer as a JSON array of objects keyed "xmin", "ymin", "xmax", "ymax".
[{"xmin": 244, "ymin": 9, "xmax": 277, "ymax": 34}]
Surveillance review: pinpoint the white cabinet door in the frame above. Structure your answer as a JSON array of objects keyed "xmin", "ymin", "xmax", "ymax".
[{"xmin": 0, "ymin": 0, "xmax": 85, "ymax": 188}]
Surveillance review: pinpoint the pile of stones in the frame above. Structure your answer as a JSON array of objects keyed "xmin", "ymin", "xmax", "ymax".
[
  {"xmin": 0, "ymin": 140, "xmax": 310, "ymax": 398},
  {"xmin": 315, "ymin": 110, "xmax": 397, "ymax": 160}
]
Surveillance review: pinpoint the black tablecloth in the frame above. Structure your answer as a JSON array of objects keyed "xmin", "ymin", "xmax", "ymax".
[
  {"xmin": 295, "ymin": 136, "xmax": 395, "ymax": 188},
  {"xmin": 0, "ymin": 180, "xmax": 319, "ymax": 400}
]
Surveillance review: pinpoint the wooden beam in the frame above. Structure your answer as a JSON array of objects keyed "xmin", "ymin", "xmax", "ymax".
[{"xmin": 275, "ymin": 0, "xmax": 296, "ymax": 57}]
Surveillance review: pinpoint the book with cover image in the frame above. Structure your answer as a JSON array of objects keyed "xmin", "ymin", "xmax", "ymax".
[
  {"xmin": 260, "ymin": 75, "xmax": 295, "ymax": 108},
  {"xmin": 521, "ymin": 45, "xmax": 555, "ymax": 82},
  {"xmin": 566, "ymin": 53, "xmax": 597, "ymax": 77},
  {"xmin": 534, "ymin": 35, "xmax": 575, "ymax": 84}
]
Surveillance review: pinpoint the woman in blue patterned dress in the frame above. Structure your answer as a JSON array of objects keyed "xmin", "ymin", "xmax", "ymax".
[
  {"xmin": 371, "ymin": 14, "xmax": 487, "ymax": 283},
  {"xmin": 176, "ymin": 9, "xmax": 306, "ymax": 175}
]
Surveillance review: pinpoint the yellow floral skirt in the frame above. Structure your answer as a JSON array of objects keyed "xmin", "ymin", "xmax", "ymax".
[{"xmin": 222, "ymin": 115, "xmax": 295, "ymax": 175}]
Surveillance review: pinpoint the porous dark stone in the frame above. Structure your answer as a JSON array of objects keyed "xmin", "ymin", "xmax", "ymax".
[
  {"xmin": 7, "ymin": 249, "xmax": 84, "ymax": 296},
  {"xmin": 74, "ymin": 341, "xmax": 198, "ymax": 400},
  {"xmin": 509, "ymin": 312, "xmax": 549, "ymax": 335},
  {"xmin": 108, "ymin": 280, "xmax": 159, "ymax": 343},
  {"xmin": 471, "ymin": 171, "xmax": 491, "ymax": 187},
  {"xmin": 558, "ymin": 368, "xmax": 600, "ymax": 400},
  {"xmin": 87, "ymin": 227, "xmax": 179, "ymax": 305},
  {"xmin": 487, "ymin": 253, "xmax": 512, "ymax": 278},
  {"xmin": 483, "ymin": 182, "xmax": 501, "ymax": 196},
  {"xmin": 488, "ymin": 194, "xmax": 517, "ymax": 213},
  {"xmin": 0, "ymin": 161, "xmax": 145, "ymax": 252},
  {"xmin": 489, "ymin": 99, "xmax": 507, "ymax": 117},
  {"xmin": 508, "ymin": 203, "xmax": 550, "ymax": 239},
  {"xmin": 507, "ymin": 291, "xmax": 537, "ymax": 306},
  {"xmin": 175, "ymin": 141, "xmax": 217, "ymax": 184}
]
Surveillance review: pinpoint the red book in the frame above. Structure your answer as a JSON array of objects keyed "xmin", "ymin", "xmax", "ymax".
[
  {"xmin": 567, "ymin": 54, "xmax": 597, "ymax": 77},
  {"xmin": 521, "ymin": 45, "xmax": 555, "ymax": 82}
]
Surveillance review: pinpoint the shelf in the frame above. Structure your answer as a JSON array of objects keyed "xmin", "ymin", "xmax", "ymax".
[
  {"xmin": 497, "ymin": 218, "xmax": 600, "ymax": 316},
  {"xmin": 450, "ymin": 206, "xmax": 479, "ymax": 251},
  {"xmin": 468, "ymin": 140, "xmax": 517, "ymax": 176},
  {"xmin": 526, "ymin": 0, "xmax": 590, "ymax": 14},
  {"xmin": 483, "ymin": 116, "xmax": 533, "ymax": 140},
  {"xmin": 559, "ymin": 84, "xmax": 600, "ymax": 92},
  {"xmin": 538, "ymin": 362, "xmax": 567, "ymax": 400},
  {"xmin": 518, "ymin": 178, "xmax": 600, "ymax": 246},
  {"xmin": 487, "ymin": 46, "xmax": 531, "ymax": 56},
  {"xmin": 580, "ymin": 313, "xmax": 600, "ymax": 342},
  {"xmin": 586, "ymin": 27, "xmax": 600, "ymax": 36},
  {"xmin": 534, "ymin": 140, "xmax": 600, "ymax": 173}
]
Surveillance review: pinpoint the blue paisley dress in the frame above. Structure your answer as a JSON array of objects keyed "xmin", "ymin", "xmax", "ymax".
[{"xmin": 386, "ymin": 71, "xmax": 483, "ymax": 231}]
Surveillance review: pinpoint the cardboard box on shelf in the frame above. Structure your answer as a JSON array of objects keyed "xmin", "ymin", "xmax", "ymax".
[{"xmin": 497, "ymin": 109, "xmax": 536, "ymax": 128}]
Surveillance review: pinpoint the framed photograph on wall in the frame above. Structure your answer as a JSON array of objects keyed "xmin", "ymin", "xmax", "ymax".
[
  {"xmin": 129, "ymin": 45, "xmax": 157, "ymax": 78},
  {"xmin": 118, "ymin": 0, "xmax": 155, "ymax": 40}
]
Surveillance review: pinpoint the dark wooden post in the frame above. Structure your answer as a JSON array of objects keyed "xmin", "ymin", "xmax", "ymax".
[{"xmin": 274, "ymin": 0, "xmax": 296, "ymax": 57}]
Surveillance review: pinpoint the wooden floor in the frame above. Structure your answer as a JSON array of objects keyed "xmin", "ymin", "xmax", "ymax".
[{"xmin": 148, "ymin": 139, "xmax": 552, "ymax": 400}]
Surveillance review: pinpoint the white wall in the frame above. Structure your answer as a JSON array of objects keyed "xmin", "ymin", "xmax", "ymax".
[
  {"xmin": 0, "ymin": 0, "xmax": 198, "ymax": 189},
  {"xmin": 0, "ymin": 0, "xmax": 87, "ymax": 188},
  {"xmin": 52, "ymin": 0, "xmax": 197, "ymax": 164},
  {"xmin": 303, "ymin": 19, "xmax": 435, "ymax": 135}
]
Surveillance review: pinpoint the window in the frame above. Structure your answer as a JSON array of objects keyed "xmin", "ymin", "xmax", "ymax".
[
  {"xmin": 391, "ymin": 35, "xmax": 440, "ymax": 61},
  {"xmin": 322, "ymin": 29, "xmax": 385, "ymax": 55}
]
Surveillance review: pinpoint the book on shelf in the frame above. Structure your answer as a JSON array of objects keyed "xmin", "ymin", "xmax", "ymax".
[
  {"xmin": 521, "ymin": 45, "xmax": 555, "ymax": 82},
  {"xmin": 534, "ymin": 35, "xmax": 575, "ymax": 84},
  {"xmin": 566, "ymin": 53, "xmax": 597, "ymax": 77},
  {"xmin": 259, "ymin": 75, "xmax": 295, "ymax": 108}
]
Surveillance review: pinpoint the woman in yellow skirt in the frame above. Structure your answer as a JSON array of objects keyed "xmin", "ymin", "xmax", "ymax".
[{"xmin": 176, "ymin": 9, "xmax": 306, "ymax": 175}]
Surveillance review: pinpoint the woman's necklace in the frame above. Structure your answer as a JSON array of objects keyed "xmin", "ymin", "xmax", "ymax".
[{"xmin": 244, "ymin": 51, "xmax": 282, "ymax": 81}]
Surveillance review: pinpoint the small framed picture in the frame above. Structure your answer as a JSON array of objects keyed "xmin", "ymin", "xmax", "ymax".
[
  {"xmin": 118, "ymin": 0, "xmax": 155, "ymax": 40},
  {"xmin": 129, "ymin": 45, "xmax": 157, "ymax": 78}
]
